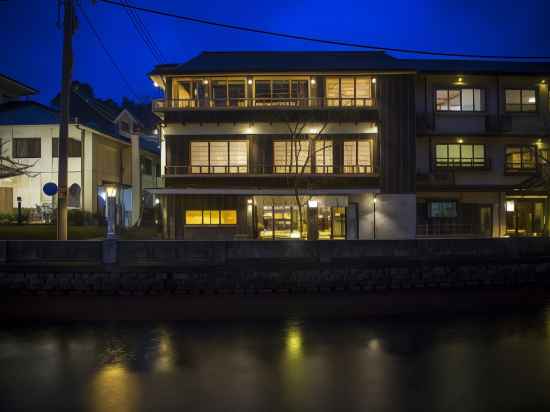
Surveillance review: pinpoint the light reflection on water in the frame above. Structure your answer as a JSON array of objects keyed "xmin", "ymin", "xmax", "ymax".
[{"xmin": 2, "ymin": 307, "xmax": 550, "ymax": 411}]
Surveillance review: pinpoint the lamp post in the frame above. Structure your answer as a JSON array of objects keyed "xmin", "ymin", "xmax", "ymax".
[{"xmin": 105, "ymin": 185, "xmax": 118, "ymax": 239}]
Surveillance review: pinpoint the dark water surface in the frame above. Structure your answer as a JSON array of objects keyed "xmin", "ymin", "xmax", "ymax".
[{"xmin": 2, "ymin": 307, "xmax": 550, "ymax": 412}]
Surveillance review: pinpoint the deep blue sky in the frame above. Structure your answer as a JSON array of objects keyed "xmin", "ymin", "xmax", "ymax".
[{"xmin": 1, "ymin": 0, "xmax": 550, "ymax": 105}]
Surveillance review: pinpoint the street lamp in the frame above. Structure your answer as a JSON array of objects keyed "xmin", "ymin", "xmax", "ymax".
[{"xmin": 105, "ymin": 185, "xmax": 118, "ymax": 239}]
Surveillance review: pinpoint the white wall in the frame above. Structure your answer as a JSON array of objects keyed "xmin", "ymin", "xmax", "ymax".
[{"xmin": 0, "ymin": 124, "xmax": 83, "ymax": 209}]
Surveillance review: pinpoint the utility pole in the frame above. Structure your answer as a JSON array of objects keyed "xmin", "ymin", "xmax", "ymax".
[{"xmin": 57, "ymin": 0, "xmax": 76, "ymax": 240}]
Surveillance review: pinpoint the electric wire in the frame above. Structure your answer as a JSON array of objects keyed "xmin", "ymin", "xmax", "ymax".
[{"xmin": 96, "ymin": 0, "xmax": 550, "ymax": 60}]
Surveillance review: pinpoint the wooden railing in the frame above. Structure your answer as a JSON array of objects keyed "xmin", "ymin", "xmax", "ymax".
[
  {"xmin": 164, "ymin": 164, "xmax": 376, "ymax": 176},
  {"xmin": 153, "ymin": 97, "xmax": 375, "ymax": 111}
]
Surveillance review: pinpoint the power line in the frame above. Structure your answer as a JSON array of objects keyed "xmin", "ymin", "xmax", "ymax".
[
  {"xmin": 120, "ymin": 0, "xmax": 165, "ymax": 63},
  {"xmin": 125, "ymin": 0, "xmax": 166, "ymax": 62},
  {"xmin": 77, "ymin": 1, "xmax": 140, "ymax": 99},
  {"xmin": 97, "ymin": 0, "xmax": 550, "ymax": 60}
]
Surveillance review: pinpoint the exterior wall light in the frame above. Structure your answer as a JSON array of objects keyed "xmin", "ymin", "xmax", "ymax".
[
  {"xmin": 203, "ymin": 79, "xmax": 209, "ymax": 85},
  {"xmin": 541, "ymin": 80, "xmax": 547, "ymax": 85},
  {"xmin": 248, "ymin": 79, "xmax": 253, "ymax": 85},
  {"xmin": 105, "ymin": 185, "xmax": 118, "ymax": 239},
  {"xmin": 153, "ymin": 81, "xmax": 159, "ymax": 88},
  {"xmin": 308, "ymin": 200, "xmax": 318, "ymax": 208},
  {"xmin": 505, "ymin": 200, "xmax": 515, "ymax": 212},
  {"xmin": 372, "ymin": 78, "xmax": 377, "ymax": 84},
  {"xmin": 106, "ymin": 185, "xmax": 118, "ymax": 198},
  {"xmin": 247, "ymin": 198, "xmax": 253, "ymax": 205},
  {"xmin": 310, "ymin": 78, "xmax": 316, "ymax": 85},
  {"xmin": 458, "ymin": 77, "xmax": 463, "ymax": 83},
  {"xmin": 457, "ymin": 138, "xmax": 464, "ymax": 144},
  {"xmin": 155, "ymin": 198, "xmax": 160, "ymax": 205}
]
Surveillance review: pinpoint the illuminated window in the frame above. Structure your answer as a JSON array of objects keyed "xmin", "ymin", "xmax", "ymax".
[
  {"xmin": 273, "ymin": 140, "xmax": 311, "ymax": 173},
  {"xmin": 505, "ymin": 89, "xmax": 536, "ymax": 112},
  {"xmin": 221, "ymin": 210, "xmax": 237, "ymax": 225},
  {"xmin": 315, "ymin": 140, "xmax": 333, "ymax": 173},
  {"xmin": 185, "ymin": 210, "xmax": 203, "ymax": 225},
  {"xmin": 435, "ymin": 89, "xmax": 484, "ymax": 112},
  {"xmin": 429, "ymin": 201, "xmax": 457, "ymax": 218},
  {"xmin": 190, "ymin": 140, "xmax": 248, "ymax": 173},
  {"xmin": 434, "ymin": 143, "xmax": 486, "ymax": 168},
  {"xmin": 254, "ymin": 79, "xmax": 308, "ymax": 105},
  {"xmin": 211, "ymin": 80, "xmax": 245, "ymax": 107},
  {"xmin": 505, "ymin": 146, "xmax": 537, "ymax": 172},
  {"xmin": 326, "ymin": 77, "xmax": 373, "ymax": 107},
  {"xmin": 343, "ymin": 140, "xmax": 373, "ymax": 174},
  {"xmin": 185, "ymin": 210, "xmax": 237, "ymax": 225}
]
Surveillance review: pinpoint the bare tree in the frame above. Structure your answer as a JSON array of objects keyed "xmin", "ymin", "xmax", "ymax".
[
  {"xmin": 0, "ymin": 139, "xmax": 38, "ymax": 179},
  {"xmin": 282, "ymin": 118, "xmax": 329, "ymax": 239}
]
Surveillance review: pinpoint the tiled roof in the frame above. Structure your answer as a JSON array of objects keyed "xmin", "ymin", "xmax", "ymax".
[
  {"xmin": 0, "ymin": 101, "xmax": 159, "ymax": 155},
  {"xmin": 150, "ymin": 51, "xmax": 550, "ymax": 75}
]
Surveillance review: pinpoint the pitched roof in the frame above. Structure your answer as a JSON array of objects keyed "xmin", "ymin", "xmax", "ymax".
[
  {"xmin": 0, "ymin": 101, "xmax": 58, "ymax": 125},
  {"xmin": 150, "ymin": 51, "xmax": 550, "ymax": 76},
  {"xmin": 0, "ymin": 100, "xmax": 159, "ymax": 156},
  {"xmin": 0, "ymin": 74, "xmax": 38, "ymax": 97}
]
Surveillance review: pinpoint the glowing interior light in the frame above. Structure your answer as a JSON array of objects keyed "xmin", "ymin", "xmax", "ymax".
[
  {"xmin": 308, "ymin": 200, "xmax": 318, "ymax": 208},
  {"xmin": 528, "ymin": 97, "xmax": 536, "ymax": 103},
  {"xmin": 506, "ymin": 200, "xmax": 515, "ymax": 212}
]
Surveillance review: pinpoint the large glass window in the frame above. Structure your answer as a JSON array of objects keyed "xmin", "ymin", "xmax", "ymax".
[
  {"xmin": 52, "ymin": 138, "xmax": 81, "ymax": 157},
  {"xmin": 211, "ymin": 80, "xmax": 245, "ymax": 107},
  {"xmin": 505, "ymin": 89, "xmax": 536, "ymax": 112},
  {"xmin": 343, "ymin": 140, "xmax": 373, "ymax": 173},
  {"xmin": 505, "ymin": 146, "xmax": 537, "ymax": 172},
  {"xmin": 326, "ymin": 77, "xmax": 373, "ymax": 107},
  {"xmin": 434, "ymin": 143, "xmax": 486, "ymax": 168},
  {"xmin": 13, "ymin": 138, "xmax": 41, "ymax": 158},
  {"xmin": 185, "ymin": 209, "xmax": 237, "ymax": 225},
  {"xmin": 273, "ymin": 140, "xmax": 311, "ymax": 173},
  {"xmin": 190, "ymin": 140, "xmax": 248, "ymax": 173},
  {"xmin": 314, "ymin": 140, "xmax": 333, "ymax": 173},
  {"xmin": 435, "ymin": 89, "xmax": 485, "ymax": 112},
  {"xmin": 254, "ymin": 79, "xmax": 309, "ymax": 105}
]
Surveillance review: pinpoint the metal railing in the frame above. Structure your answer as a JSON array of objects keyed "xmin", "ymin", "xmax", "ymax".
[
  {"xmin": 416, "ymin": 223, "xmax": 490, "ymax": 237},
  {"xmin": 434, "ymin": 158, "xmax": 491, "ymax": 169},
  {"xmin": 153, "ymin": 97, "xmax": 375, "ymax": 111},
  {"xmin": 164, "ymin": 164, "xmax": 376, "ymax": 176}
]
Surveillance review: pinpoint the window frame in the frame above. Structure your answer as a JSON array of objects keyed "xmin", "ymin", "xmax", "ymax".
[
  {"xmin": 12, "ymin": 137, "xmax": 41, "ymax": 158},
  {"xmin": 184, "ymin": 209, "xmax": 238, "ymax": 226},
  {"xmin": 325, "ymin": 76, "xmax": 374, "ymax": 107},
  {"xmin": 52, "ymin": 137, "xmax": 82, "ymax": 158},
  {"xmin": 504, "ymin": 145, "xmax": 538, "ymax": 174},
  {"xmin": 433, "ymin": 143, "xmax": 488, "ymax": 169},
  {"xmin": 342, "ymin": 138, "xmax": 374, "ymax": 174},
  {"xmin": 504, "ymin": 88, "xmax": 538, "ymax": 113},
  {"xmin": 434, "ymin": 88, "xmax": 486, "ymax": 112},
  {"xmin": 189, "ymin": 140, "xmax": 249, "ymax": 174},
  {"xmin": 272, "ymin": 139, "xmax": 312, "ymax": 174}
]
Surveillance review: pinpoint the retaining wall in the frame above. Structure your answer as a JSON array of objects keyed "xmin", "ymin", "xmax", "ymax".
[{"xmin": 1, "ymin": 239, "xmax": 549, "ymax": 295}]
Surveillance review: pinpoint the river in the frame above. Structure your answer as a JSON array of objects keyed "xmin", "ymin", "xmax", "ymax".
[{"xmin": 1, "ymin": 306, "xmax": 550, "ymax": 411}]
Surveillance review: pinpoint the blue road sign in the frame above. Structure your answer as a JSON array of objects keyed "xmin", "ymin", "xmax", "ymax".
[{"xmin": 43, "ymin": 182, "xmax": 58, "ymax": 196}]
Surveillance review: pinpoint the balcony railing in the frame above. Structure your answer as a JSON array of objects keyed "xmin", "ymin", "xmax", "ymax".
[
  {"xmin": 164, "ymin": 164, "xmax": 375, "ymax": 176},
  {"xmin": 434, "ymin": 158, "xmax": 491, "ymax": 170},
  {"xmin": 153, "ymin": 97, "xmax": 375, "ymax": 111}
]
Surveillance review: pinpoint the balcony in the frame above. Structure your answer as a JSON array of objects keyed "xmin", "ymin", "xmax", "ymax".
[
  {"xmin": 153, "ymin": 97, "xmax": 375, "ymax": 112},
  {"xmin": 165, "ymin": 164, "xmax": 375, "ymax": 176}
]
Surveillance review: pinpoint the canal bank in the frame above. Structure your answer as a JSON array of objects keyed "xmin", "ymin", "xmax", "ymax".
[{"xmin": 0, "ymin": 238, "xmax": 549, "ymax": 319}]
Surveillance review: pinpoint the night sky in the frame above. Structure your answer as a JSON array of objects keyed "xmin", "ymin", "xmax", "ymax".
[{"xmin": 1, "ymin": 0, "xmax": 550, "ymax": 105}]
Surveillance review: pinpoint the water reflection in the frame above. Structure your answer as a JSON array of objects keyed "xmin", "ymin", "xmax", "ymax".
[
  {"xmin": 89, "ymin": 363, "xmax": 139, "ymax": 412},
  {"xmin": 2, "ymin": 307, "xmax": 550, "ymax": 411}
]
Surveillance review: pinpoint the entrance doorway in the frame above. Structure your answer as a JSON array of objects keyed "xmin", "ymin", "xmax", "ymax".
[{"xmin": 506, "ymin": 198, "xmax": 546, "ymax": 236}]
